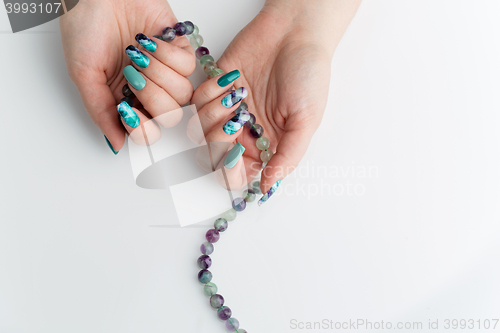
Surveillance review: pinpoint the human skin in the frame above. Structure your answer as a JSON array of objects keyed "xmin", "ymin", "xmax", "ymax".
[{"xmin": 191, "ymin": 0, "xmax": 362, "ymax": 193}]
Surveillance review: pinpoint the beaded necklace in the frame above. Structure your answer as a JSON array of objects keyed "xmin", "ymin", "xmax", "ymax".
[{"xmin": 120, "ymin": 21, "xmax": 282, "ymax": 332}]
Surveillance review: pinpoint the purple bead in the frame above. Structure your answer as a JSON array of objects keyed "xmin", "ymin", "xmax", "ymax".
[
  {"xmin": 196, "ymin": 47, "xmax": 210, "ymax": 59},
  {"xmin": 162, "ymin": 27, "xmax": 176, "ymax": 42},
  {"xmin": 244, "ymin": 112, "xmax": 256, "ymax": 128},
  {"xmin": 217, "ymin": 306, "xmax": 232, "ymax": 320},
  {"xmin": 197, "ymin": 254, "xmax": 212, "ymax": 269},
  {"xmin": 250, "ymin": 124, "xmax": 264, "ymax": 138},
  {"xmin": 200, "ymin": 242, "xmax": 214, "ymax": 255},
  {"xmin": 174, "ymin": 22, "xmax": 187, "ymax": 36},
  {"xmin": 184, "ymin": 21, "xmax": 195, "ymax": 35},
  {"xmin": 198, "ymin": 269, "xmax": 212, "ymax": 284},
  {"xmin": 210, "ymin": 294, "xmax": 224, "ymax": 308},
  {"xmin": 206, "ymin": 229, "xmax": 220, "ymax": 243},
  {"xmin": 232, "ymin": 197, "xmax": 246, "ymax": 212}
]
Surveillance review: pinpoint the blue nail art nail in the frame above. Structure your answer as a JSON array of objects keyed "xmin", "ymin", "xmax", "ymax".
[
  {"xmin": 117, "ymin": 101, "xmax": 140, "ymax": 128},
  {"xmin": 222, "ymin": 87, "xmax": 248, "ymax": 108},
  {"xmin": 125, "ymin": 45, "xmax": 150, "ymax": 68},
  {"xmin": 223, "ymin": 110, "xmax": 251, "ymax": 135},
  {"xmin": 258, "ymin": 180, "xmax": 281, "ymax": 206},
  {"xmin": 135, "ymin": 33, "xmax": 157, "ymax": 52}
]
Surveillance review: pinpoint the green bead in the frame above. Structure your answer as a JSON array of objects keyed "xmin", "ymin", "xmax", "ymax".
[
  {"xmin": 200, "ymin": 54, "xmax": 215, "ymax": 66},
  {"xmin": 222, "ymin": 208, "xmax": 237, "ymax": 221},
  {"xmin": 195, "ymin": 34, "xmax": 204, "ymax": 46},
  {"xmin": 243, "ymin": 190, "xmax": 256, "ymax": 202},
  {"xmin": 236, "ymin": 330, "xmax": 248, "ymax": 333},
  {"xmin": 189, "ymin": 37, "xmax": 200, "ymax": 49},
  {"xmin": 252, "ymin": 181, "xmax": 261, "ymax": 194},
  {"xmin": 260, "ymin": 150, "xmax": 273, "ymax": 163},
  {"xmin": 203, "ymin": 282, "xmax": 218, "ymax": 296},
  {"xmin": 192, "ymin": 25, "xmax": 199, "ymax": 37},
  {"xmin": 256, "ymin": 137, "xmax": 270, "ymax": 150},
  {"xmin": 209, "ymin": 68, "xmax": 225, "ymax": 78},
  {"xmin": 214, "ymin": 218, "xmax": 228, "ymax": 232},
  {"xmin": 204, "ymin": 61, "xmax": 217, "ymax": 75}
]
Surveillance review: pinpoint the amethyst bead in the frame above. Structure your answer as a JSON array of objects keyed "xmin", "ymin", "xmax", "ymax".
[
  {"xmin": 244, "ymin": 112, "xmax": 256, "ymax": 128},
  {"xmin": 217, "ymin": 306, "xmax": 232, "ymax": 320},
  {"xmin": 206, "ymin": 229, "xmax": 220, "ymax": 243},
  {"xmin": 198, "ymin": 269, "xmax": 212, "ymax": 284},
  {"xmin": 197, "ymin": 254, "xmax": 212, "ymax": 269},
  {"xmin": 184, "ymin": 21, "xmax": 195, "ymax": 35},
  {"xmin": 200, "ymin": 242, "xmax": 214, "ymax": 255},
  {"xmin": 196, "ymin": 47, "xmax": 210, "ymax": 59},
  {"xmin": 250, "ymin": 124, "xmax": 264, "ymax": 138},
  {"xmin": 226, "ymin": 318, "xmax": 240, "ymax": 331},
  {"xmin": 162, "ymin": 27, "xmax": 176, "ymax": 42},
  {"xmin": 174, "ymin": 22, "xmax": 187, "ymax": 36},
  {"xmin": 210, "ymin": 294, "xmax": 224, "ymax": 308},
  {"xmin": 232, "ymin": 197, "xmax": 246, "ymax": 212}
]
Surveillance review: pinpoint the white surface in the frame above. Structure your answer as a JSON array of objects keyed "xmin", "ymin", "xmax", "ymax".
[{"xmin": 1, "ymin": 0, "xmax": 500, "ymax": 332}]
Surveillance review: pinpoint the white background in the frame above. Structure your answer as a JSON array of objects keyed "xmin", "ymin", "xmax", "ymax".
[{"xmin": 1, "ymin": 0, "xmax": 500, "ymax": 332}]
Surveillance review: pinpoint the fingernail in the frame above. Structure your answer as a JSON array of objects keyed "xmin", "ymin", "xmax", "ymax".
[
  {"xmin": 117, "ymin": 101, "xmax": 140, "ymax": 128},
  {"xmin": 123, "ymin": 65, "xmax": 146, "ymax": 91},
  {"xmin": 258, "ymin": 180, "xmax": 282, "ymax": 206},
  {"xmin": 224, "ymin": 142, "xmax": 245, "ymax": 169},
  {"xmin": 222, "ymin": 87, "xmax": 248, "ymax": 108},
  {"xmin": 217, "ymin": 69, "xmax": 240, "ymax": 87},
  {"xmin": 135, "ymin": 33, "xmax": 157, "ymax": 52},
  {"xmin": 223, "ymin": 110, "xmax": 251, "ymax": 135},
  {"xmin": 104, "ymin": 135, "xmax": 119, "ymax": 155},
  {"xmin": 125, "ymin": 45, "xmax": 150, "ymax": 68}
]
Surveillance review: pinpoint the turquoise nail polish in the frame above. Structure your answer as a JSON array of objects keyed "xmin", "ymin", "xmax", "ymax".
[
  {"xmin": 217, "ymin": 69, "xmax": 240, "ymax": 87},
  {"xmin": 123, "ymin": 65, "xmax": 146, "ymax": 91},
  {"xmin": 222, "ymin": 87, "xmax": 248, "ymax": 108},
  {"xmin": 224, "ymin": 142, "xmax": 245, "ymax": 169},
  {"xmin": 117, "ymin": 101, "xmax": 140, "ymax": 128},
  {"xmin": 125, "ymin": 45, "xmax": 150, "ymax": 68},
  {"xmin": 104, "ymin": 135, "xmax": 119, "ymax": 155},
  {"xmin": 223, "ymin": 110, "xmax": 251, "ymax": 135},
  {"xmin": 135, "ymin": 33, "xmax": 157, "ymax": 52},
  {"xmin": 258, "ymin": 180, "xmax": 282, "ymax": 206}
]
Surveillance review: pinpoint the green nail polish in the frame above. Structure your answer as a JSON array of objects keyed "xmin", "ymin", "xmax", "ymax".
[
  {"xmin": 123, "ymin": 65, "xmax": 146, "ymax": 91},
  {"xmin": 104, "ymin": 135, "xmax": 119, "ymax": 155},
  {"xmin": 217, "ymin": 69, "xmax": 240, "ymax": 87},
  {"xmin": 224, "ymin": 142, "xmax": 245, "ymax": 169}
]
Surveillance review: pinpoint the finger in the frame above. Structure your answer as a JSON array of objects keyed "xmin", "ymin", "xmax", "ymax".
[
  {"xmin": 116, "ymin": 100, "xmax": 161, "ymax": 146},
  {"xmin": 123, "ymin": 65, "xmax": 183, "ymax": 128},
  {"xmin": 135, "ymin": 33, "xmax": 196, "ymax": 77},
  {"xmin": 191, "ymin": 69, "xmax": 241, "ymax": 110},
  {"xmin": 126, "ymin": 43, "xmax": 193, "ymax": 105}
]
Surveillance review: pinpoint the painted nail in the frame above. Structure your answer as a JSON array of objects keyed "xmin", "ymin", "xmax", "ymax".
[
  {"xmin": 223, "ymin": 110, "xmax": 251, "ymax": 135},
  {"xmin": 125, "ymin": 45, "xmax": 150, "ymax": 68},
  {"xmin": 117, "ymin": 101, "xmax": 140, "ymax": 128},
  {"xmin": 258, "ymin": 180, "xmax": 282, "ymax": 206},
  {"xmin": 123, "ymin": 65, "xmax": 146, "ymax": 91},
  {"xmin": 221, "ymin": 87, "xmax": 248, "ymax": 108},
  {"xmin": 217, "ymin": 69, "xmax": 240, "ymax": 87},
  {"xmin": 104, "ymin": 135, "xmax": 119, "ymax": 155},
  {"xmin": 135, "ymin": 33, "xmax": 157, "ymax": 52},
  {"xmin": 224, "ymin": 142, "xmax": 245, "ymax": 169}
]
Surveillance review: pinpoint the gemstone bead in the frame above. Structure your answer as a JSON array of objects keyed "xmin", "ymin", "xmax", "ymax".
[
  {"xmin": 196, "ymin": 46, "xmax": 210, "ymax": 59},
  {"xmin": 153, "ymin": 35, "xmax": 163, "ymax": 40},
  {"xmin": 222, "ymin": 208, "xmax": 237, "ymax": 221},
  {"xmin": 174, "ymin": 22, "xmax": 187, "ymax": 36},
  {"xmin": 250, "ymin": 124, "xmax": 264, "ymax": 138},
  {"xmin": 203, "ymin": 61, "xmax": 217, "ymax": 75},
  {"xmin": 236, "ymin": 101, "xmax": 248, "ymax": 112},
  {"xmin": 200, "ymin": 54, "xmax": 215, "ymax": 66},
  {"xmin": 192, "ymin": 25, "xmax": 199, "ymax": 37},
  {"xmin": 210, "ymin": 294, "xmax": 224, "ymax": 308},
  {"xmin": 260, "ymin": 150, "xmax": 273, "ymax": 163},
  {"xmin": 200, "ymin": 242, "xmax": 214, "ymax": 255},
  {"xmin": 252, "ymin": 181, "xmax": 262, "ymax": 194},
  {"xmin": 217, "ymin": 306, "xmax": 232, "ymax": 320},
  {"xmin": 256, "ymin": 137, "xmax": 270, "ymax": 150},
  {"xmin": 209, "ymin": 68, "xmax": 224, "ymax": 78},
  {"xmin": 184, "ymin": 21, "xmax": 195, "ymax": 35},
  {"xmin": 243, "ymin": 189, "xmax": 256, "ymax": 202},
  {"xmin": 198, "ymin": 269, "xmax": 212, "ymax": 284},
  {"xmin": 206, "ymin": 229, "xmax": 220, "ymax": 243},
  {"xmin": 214, "ymin": 218, "xmax": 228, "ymax": 232},
  {"xmin": 232, "ymin": 197, "xmax": 246, "ymax": 212},
  {"xmin": 189, "ymin": 37, "xmax": 200, "ymax": 49},
  {"xmin": 203, "ymin": 282, "xmax": 218, "ymax": 296},
  {"xmin": 197, "ymin": 254, "xmax": 212, "ymax": 269},
  {"xmin": 244, "ymin": 113, "xmax": 256, "ymax": 128},
  {"xmin": 162, "ymin": 27, "xmax": 176, "ymax": 42},
  {"xmin": 120, "ymin": 96, "xmax": 134, "ymax": 108},
  {"xmin": 195, "ymin": 34, "xmax": 204, "ymax": 46},
  {"xmin": 226, "ymin": 318, "xmax": 240, "ymax": 331},
  {"xmin": 236, "ymin": 330, "xmax": 248, "ymax": 333},
  {"xmin": 122, "ymin": 84, "xmax": 134, "ymax": 97}
]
